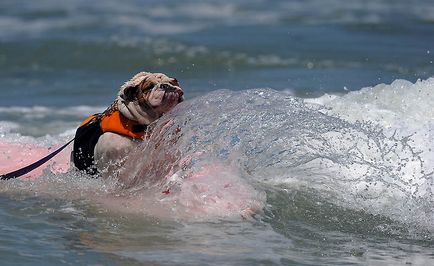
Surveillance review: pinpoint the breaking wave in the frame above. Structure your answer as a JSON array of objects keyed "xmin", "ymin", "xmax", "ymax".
[{"xmin": 1, "ymin": 78, "xmax": 434, "ymax": 232}]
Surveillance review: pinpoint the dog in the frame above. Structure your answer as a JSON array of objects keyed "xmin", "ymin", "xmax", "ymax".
[
  {"xmin": 71, "ymin": 72, "xmax": 184, "ymax": 177},
  {"xmin": 0, "ymin": 72, "xmax": 263, "ymax": 219}
]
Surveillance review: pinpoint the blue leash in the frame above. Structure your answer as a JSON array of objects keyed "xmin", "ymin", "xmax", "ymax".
[{"xmin": 0, "ymin": 138, "xmax": 74, "ymax": 180}]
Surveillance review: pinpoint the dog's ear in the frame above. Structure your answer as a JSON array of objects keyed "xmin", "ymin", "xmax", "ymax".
[{"xmin": 123, "ymin": 85, "xmax": 139, "ymax": 101}]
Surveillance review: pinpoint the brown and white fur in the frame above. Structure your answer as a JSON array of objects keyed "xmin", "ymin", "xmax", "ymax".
[{"xmin": 94, "ymin": 72, "xmax": 184, "ymax": 176}]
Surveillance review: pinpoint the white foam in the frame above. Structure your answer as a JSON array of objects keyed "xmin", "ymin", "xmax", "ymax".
[
  {"xmin": 309, "ymin": 78, "xmax": 434, "ymax": 128},
  {"xmin": 301, "ymin": 78, "xmax": 434, "ymax": 230},
  {"xmin": 307, "ymin": 78, "xmax": 434, "ymax": 174},
  {"xmin": 0, "ymin": 105, "xmax": 105, "ymax": 137},
  {"xmin": 0, "ymin": 121, "xmax": 19, "ymax": 134}
]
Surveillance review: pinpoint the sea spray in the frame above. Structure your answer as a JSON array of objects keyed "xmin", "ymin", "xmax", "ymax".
[{"xmin": 1, "ymin": 79, "xmax": 433, "ymax": 230}]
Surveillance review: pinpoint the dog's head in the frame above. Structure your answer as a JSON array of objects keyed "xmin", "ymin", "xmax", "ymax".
[{"xmin": 117, "ymin": 72, "xmax": 184, "ymax": 124}]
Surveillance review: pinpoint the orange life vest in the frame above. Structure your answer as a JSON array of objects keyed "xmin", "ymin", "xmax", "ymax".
[
  {"xmin": 72, "ymin": 110, "xmax": 146, "ymax": 174},
  {"xmin": 80, "ymin": 110, "xmax": 145, "ymax": 139}
]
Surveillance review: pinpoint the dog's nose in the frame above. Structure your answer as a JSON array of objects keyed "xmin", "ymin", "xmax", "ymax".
[
  {"xmin": 177, "ymin": 89, "xmax": 184, "ymax": 103},
  {"xmin": 176, "ymin": 88, "xmax": 184, "ymax": 98},
  {"xmin": 161, "ymin": 83, "xmax": 184, "ymax": 102}
]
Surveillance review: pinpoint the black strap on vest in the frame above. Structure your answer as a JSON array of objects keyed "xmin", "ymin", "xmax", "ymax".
[
  {"xmin": 132, "ymin": 124, "xmax": 147, "ymax": 133},
  {"xmin": 71, "ymin": 116, "xmax": 103, "ymax": 175}
]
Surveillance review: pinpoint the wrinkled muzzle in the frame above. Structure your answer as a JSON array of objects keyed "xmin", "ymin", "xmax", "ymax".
[
  {"xmin": 146, "ymin": 82, "xmax": 184, "ymax": 113},
  {"xmin": 159, "ymin": 83, "xmax": 184, "ymax": 103}
]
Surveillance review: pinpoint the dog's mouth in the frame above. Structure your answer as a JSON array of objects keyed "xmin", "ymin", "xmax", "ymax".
[
  {"xmin": 144, "ymin": 82, "xmax": 184, "ymax": 112},
  {"xmin": 160, "ymin": 83, "xmax": 184, "ymax": 103}
]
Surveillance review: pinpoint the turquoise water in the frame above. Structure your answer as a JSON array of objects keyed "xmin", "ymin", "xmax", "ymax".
[{"xmin": 1, "ymin": 0, "xmax": 434, "ymax": 265}]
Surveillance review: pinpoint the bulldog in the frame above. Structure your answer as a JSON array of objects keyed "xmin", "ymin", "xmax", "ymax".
[{"xmin": 71, "ymin": 72, "xmax": 184, "ymax": 177}]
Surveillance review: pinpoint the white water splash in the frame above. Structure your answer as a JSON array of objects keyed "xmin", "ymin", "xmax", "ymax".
[{"xmin": 1, "ymin": 78, "xmax": 434, "ymax": 228}]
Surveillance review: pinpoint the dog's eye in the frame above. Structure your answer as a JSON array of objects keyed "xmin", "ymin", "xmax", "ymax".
[
  {"xmin": 124, "ymin": 85, "xmax": 139, "ymax": 100},
  {"xmin": 160, "ymin": 84, "xmax": 176, "ymax": 92},
  {"xmin": 146, "ymin": 83, "xmax": 157, "ymax": 91}
]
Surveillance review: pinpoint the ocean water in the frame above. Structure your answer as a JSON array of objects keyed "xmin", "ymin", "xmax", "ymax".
[{"xmin": 1, "ymin": 0, "xmax": 434, "ymax": 265}]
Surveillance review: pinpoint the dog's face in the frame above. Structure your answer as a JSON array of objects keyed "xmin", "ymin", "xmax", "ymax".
[
  {"xmin": 121, "ymin": 72, "xmax": 184, "ymax": 118},
  {"xmin": 137, "ymin": 73, "xmax": 184, "ymax": 114}
]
